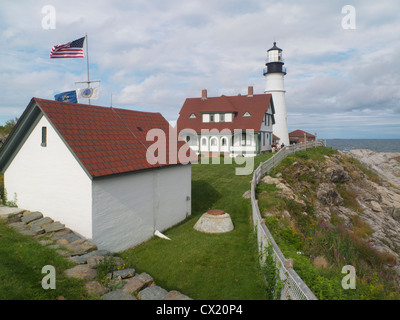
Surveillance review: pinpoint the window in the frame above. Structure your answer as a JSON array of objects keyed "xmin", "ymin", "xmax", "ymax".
[
  {"xmin": 201, "ymin": 137, "xmax": 207, "ymax": 146},
  {"xmin": 210, "ymin": 137, "xmax": 217, "ymax": 146},
  {"xmin": 221, "ymin": 137, "xmax": 227, "ymax": 146},
  {"xmin": 220, "ymin": 113, "xmax": 225, "ymax": 122},
  {"xmin": 41, "ymin": 126, "xmax": 47, "ymax": 147},
  {"xmin": 186, "ymin": 136, "xmax": 190, "ymax": 142},
  {"xmin": 210, "ymin": 114, "xmax": 215, "ymax": 122},
  {"xmin": 241, "ymin": 133, "xmax": 247, "ymax": 146}
]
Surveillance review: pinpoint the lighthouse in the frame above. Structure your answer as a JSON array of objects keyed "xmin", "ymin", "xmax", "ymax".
[{"xmin": 263, "ymin": 42, "xmax": 289, "ymax": 146}]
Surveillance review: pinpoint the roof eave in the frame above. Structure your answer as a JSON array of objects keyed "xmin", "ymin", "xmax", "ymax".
[{"xmin": 0, "ymin": 98, "xmax": 42, "ymax": 173}]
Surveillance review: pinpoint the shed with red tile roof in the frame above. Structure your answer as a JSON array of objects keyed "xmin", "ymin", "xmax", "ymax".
[
  {"xmin": 0, "ymin": 98, "xmax": 194, "ymax": 251},
  {"xmin": 289, "ymin": 129, "xmax": 316, "ymax": 144}
]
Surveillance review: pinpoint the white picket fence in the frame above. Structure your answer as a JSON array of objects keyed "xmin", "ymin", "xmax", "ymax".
[{"xmin": 251, "ymin": 140, "xmax": 324, "ymax": 300}]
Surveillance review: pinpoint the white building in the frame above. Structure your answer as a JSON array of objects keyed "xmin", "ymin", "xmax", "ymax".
[
  {"xmin": 0, "ymin": 98, "xmax": 195, "ymax": 252},
  {"xmin": 263, "ymin": 42, "xmax": 289, "ymax": 146},
  {"xmin": 176, "ymin": 86, "xmax": 275, "ymax": 157}
]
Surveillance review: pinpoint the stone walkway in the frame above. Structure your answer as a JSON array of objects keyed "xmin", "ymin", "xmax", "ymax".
[{"xmin": 0, "ymin": 206, "xmax": 191, "ymax": 300}]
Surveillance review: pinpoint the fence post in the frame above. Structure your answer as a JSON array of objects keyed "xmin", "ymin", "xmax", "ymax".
[{"xmin": 315, "ymin": 133, "xmax": 317, "ymax": 148}]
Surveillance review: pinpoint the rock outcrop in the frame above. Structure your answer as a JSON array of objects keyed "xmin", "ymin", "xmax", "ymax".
[
  {"xmin": 260, "ymin": 149, "xmax": 400, "ymax": 281},
  {"xmin": 348, "ymin": 149, "xmax": 400, "ymax": 188}
]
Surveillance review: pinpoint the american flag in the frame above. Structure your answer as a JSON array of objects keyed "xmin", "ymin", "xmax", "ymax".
[{"xmin": 50, "ymin": 37, "xmax": 85, "ymax": 59}]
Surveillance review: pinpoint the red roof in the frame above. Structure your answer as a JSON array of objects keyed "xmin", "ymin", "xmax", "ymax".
[
  {"xmin": 176, "ymin": 93, "xmax": 274, "ymax": 133},
  {"xmin": 289, "ymin": 129, "xmax": 315, "ymax": 138},
  {"xmin": 33, "ymin": 98, "xmax": 195, "ymax": 178}
]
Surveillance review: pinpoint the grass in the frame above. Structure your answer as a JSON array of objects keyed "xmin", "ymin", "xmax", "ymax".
[
  {"xmin": 0, "ymin": 220, "xmax": 92, "ymax": 300},
  {"xmin": 120, "ymin": 153, "xmax": 274, "ymax": 300},
  {"xmin": 0, "ymin": 153, "xmax": 273, "ymax": 300}
]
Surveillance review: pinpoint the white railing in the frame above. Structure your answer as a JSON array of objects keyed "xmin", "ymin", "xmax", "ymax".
[{"xmin": 251, "ymin": 140, "xmax": 324, "ymax": 300}]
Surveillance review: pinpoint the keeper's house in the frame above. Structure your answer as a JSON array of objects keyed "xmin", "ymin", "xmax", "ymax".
[
  {"xmin": 0, "ymin": 98, "xmax": 195, "ymax": 252},
  {"xmin": 176, "ymin": 86, "xmax": 275, "ymax": 157}
]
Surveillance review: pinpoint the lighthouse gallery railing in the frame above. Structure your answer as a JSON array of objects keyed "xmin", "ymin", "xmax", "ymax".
[{"xmin": 251, "ymin": 140, "xmax": 323, "ymax": 300}]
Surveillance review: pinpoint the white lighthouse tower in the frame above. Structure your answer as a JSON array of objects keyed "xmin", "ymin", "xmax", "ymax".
[{"xmin": 264, "ymin": 42, "xmax": 289, "ymax": 146}]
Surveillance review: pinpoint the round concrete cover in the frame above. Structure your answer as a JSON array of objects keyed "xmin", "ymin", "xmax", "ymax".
[{"xmin": 193, "ymin": 211, "xmax": 234, "ymax": 233}]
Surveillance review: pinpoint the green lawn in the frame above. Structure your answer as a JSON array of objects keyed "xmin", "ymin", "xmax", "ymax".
[
  {"xmin": 0, "ymin": 153, "xmax": 272, "ymax": 300},
  {"xmin": 121, "ymin": 154, "xmax": 273, "ymax": 300},
  {"xmin": 0, "ymin": 220, "xmax": 92, "ymax": 300}
]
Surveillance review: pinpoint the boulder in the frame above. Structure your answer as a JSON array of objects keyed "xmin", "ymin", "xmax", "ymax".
[
  {"xmin": 317, "ymin": 183, "xmax": 343, "ymax": 206},
  {"xmin": 370, "ymin": 201, "xmax": 383, "ymax": 212},
  {"xmin": 21, "ymin": 211, "xmax": 43, "ymax": 223},
  {"xmin": 30, "ymin": 225, "xmax": 45, "ymax": 235},
  {"xmin": 313, "ymin": 256, "xmax": 329, "ymax": 269},
  {"xmin": 85, "ymin": 281, "xmax": 110, "ymax": 296},
  {"xmin": 262, "ymin": 176, "xmax": 281, "ymax": 185},
  {"xmin": 194, "ymin": 212, "xmax": 234, "ymax": 234},
  {"xmin": 69, "ymin": 250, "xmax": 111, "ymax": 264},
  {"xmin": 64, "ymin": 239, "xmax": 97, "ymax": 256},
  {"xmin": 51, "ymin": 228, "xmax": 73, "ymax": 240},
  {"xmin": 119, "ymin": 277, "xmax": 146, "ymax": 295},
  {"xmin": 163, "ymin": 290, "xmax": 192, "ymax": 300},
  {"xmin": 87, "ymin": 255, "xmax": 105, "ymax": 269},
  {"xmin": 44, "ymin": 222, "xmax": 65, "ymax": 233},
  {"xmin": 113, "ymin": 268, "xmax": 136, "ymax": 279},
  {"xmin": 137, "ymin": 286, "xmax": 168, "ymax": 300},
  {"xmin": 326, "ymin": 165, "xmax": 351, "ymax": 183},
  {"xmin": 28, "ymin": 217, "xmax": 53, "ymax": 228},
  {"xmin": 65, "ymin": 264, "xmax": 97, "ymax": 279},
  {"xmin": 134, "ymin": 272, "xmax": 154, "ymax": 286},
  {"xmin": 242, "ymin": 190, "xmax": 251, "ymax": 199},
  {"xmin": 8, "ymin": 221, "xmax": 29, "ymax": 231},
  {"xmin": 102, "ymin": 291, "xmax": 137, "ymax": 300}
]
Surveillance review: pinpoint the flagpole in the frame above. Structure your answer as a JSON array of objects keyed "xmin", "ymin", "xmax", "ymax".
[{"xmin": 85, "ymin": 33, "xmax": 91, "ymax": 105}]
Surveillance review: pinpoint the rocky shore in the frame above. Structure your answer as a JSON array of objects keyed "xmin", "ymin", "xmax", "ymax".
[
  {"xmin": 348, "ymin": 149, "xmax": 400, "ymax": 189},
  {"xmin": 260, "ymin": 148, "xmax": 400, "ymax": 282}
]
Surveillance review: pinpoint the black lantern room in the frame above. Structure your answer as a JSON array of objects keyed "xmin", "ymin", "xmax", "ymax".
[{"xmin": 263, "ymin": 42, "xmax": 287, "ymax": 75}]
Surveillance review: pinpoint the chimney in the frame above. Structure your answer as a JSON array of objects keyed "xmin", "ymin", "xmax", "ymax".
[
  {"xmin": 202, "ymin": 89, "xmax": 207, "ymax": 100},
  {"xmin": 247, "ymin": 86, "xmax": 253, "ymax": 97}
]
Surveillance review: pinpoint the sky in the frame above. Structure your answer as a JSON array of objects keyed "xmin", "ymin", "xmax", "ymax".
[{"xmin": 1, "ymin": 0, "xmax": 399, "ymax": 139}]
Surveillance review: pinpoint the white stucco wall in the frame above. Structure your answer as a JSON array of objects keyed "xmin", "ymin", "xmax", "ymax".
[
  {"xmin": 92, "ymin": 164, "xmax": 191, "ymax": 252},
  {"xmin": 4, "ymin": 115, "xmax": 93, "ymax": 238}
]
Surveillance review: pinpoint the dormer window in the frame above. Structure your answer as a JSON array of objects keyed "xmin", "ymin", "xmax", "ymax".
[
  {"xmin": 243, "ymin": 111, "xmax": 251, "ymax": 117},
  {"xmin": 189, "ymin": 113, "xmax": 197, "ymax": 119}
]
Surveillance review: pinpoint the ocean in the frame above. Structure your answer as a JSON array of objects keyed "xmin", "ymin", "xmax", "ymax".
[{"xmin": 325, "ymin": 139, "xmax": 400, "ymax": 153}]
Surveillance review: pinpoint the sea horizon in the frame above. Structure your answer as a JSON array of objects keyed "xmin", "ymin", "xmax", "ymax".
[{"xmin": 325, "ymin": 138, "xmax": 400, "ymax": 153}]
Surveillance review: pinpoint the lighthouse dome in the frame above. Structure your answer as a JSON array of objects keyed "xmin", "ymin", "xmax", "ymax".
[{"xmin": 267, "ymin": 42, "xmax": 282, "ymax": 52}]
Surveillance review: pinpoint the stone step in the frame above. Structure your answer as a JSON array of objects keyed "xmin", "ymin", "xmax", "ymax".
[{"xmin": 21, "ymin": 211, "xmax": 43, "ymax": 223}]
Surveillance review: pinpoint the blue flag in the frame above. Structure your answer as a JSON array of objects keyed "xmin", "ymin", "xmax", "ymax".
[{"xmin": 54, "ymin": 90, "xmax": 77, "ymax": 103}]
